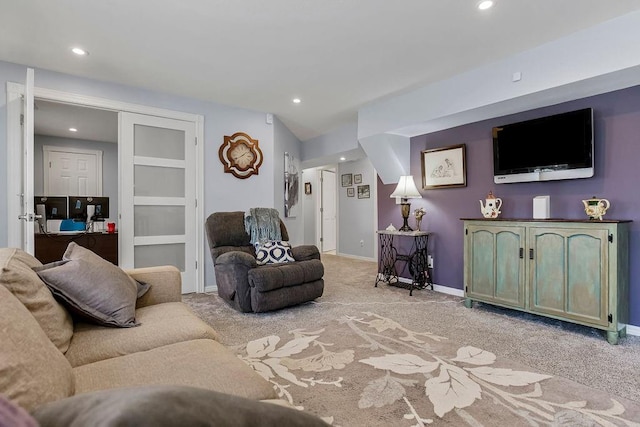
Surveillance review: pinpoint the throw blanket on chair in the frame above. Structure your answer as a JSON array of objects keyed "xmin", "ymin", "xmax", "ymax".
[{"xmin": 244, "ymin": 208, "xmax": 282, "ymax": 245}]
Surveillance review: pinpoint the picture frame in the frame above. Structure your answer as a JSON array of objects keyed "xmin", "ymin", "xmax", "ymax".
[
  {"xmin": 353, "ymin": 174, "xmax": 362, "ymax": 184},
  {"xmin": 304, "ymin": 182, "xmax": 312, "ymax": 195},
  {"xmin": 421, "ymin": 144, "xmax": 467, "ymax": 189},
  {"xmin": 347, "ymin": 187, "xmax": 355, "ymax": 197},
  {"xmin": 341, "ymin": 173, "xmax": 353, "ymax": 187},
  {"xmin": 357, "ymin": 184, "xmax": 370, "ymax": 199}
]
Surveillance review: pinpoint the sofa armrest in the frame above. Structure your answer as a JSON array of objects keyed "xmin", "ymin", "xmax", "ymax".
[
  {"xmin": 291, "ymin": 245, "xmax": 321, "ymax": 262},
  {"xmin": 124, "ymin": 266, "xmax": 182, "ymax": 308},
  {"xmin": 215, "ymin": 250, "xmax": 258, "ymax": 268}
]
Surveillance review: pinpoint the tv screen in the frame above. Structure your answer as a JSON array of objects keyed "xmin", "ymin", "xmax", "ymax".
[
  {"xmin": 68, "ymin": 196, "xmax": 109, "ymax": 221},
  {"xmin": 493, "ymin": 108, "xmax": 594, "ymax": 184}
]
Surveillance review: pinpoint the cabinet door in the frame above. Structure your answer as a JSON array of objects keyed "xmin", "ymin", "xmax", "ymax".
[
  {"xmin": 529, "ymin": 227, "xmax": 609, "ymax": 327},
  {"xmin": 466, "ymin": 225, "xmax": 525, "ymax": 308}
]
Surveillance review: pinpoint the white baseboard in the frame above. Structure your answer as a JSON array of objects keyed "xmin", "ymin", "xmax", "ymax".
[
  {"xmin": 204, "ymin": 285, "xmax": 217, "ymax": 293},
  {"xmin": 625, "ymin": 324, "xmax": 640, "ymax": 337},
  {"xmin": 334, "ymin": 252, "xmax": 376, "ymax": 262},
  {"xmin": 397, "ymin": 277, "xmax": 464, "ymax": 297}
]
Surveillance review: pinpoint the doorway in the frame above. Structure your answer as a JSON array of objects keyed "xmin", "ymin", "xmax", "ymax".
[
  {"xmin": 6, "ymin": 80, "xmax": 204, "ymax": 293},
  {"xmin": 320, "ymin": 168, "xmax": 337, "ymax": 253}
]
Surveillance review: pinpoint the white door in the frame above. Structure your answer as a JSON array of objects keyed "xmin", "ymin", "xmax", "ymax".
[
  {"xmin": 120, "ymin": 112, "xmax": 197, "ymax": 293},
  {"xmin": 321, "ymin": 169, "xmax": 337, "ymax": 252},
  {"xmin": 16, "ymin": 68, "xmax": 36, "ymax": 253},
  {"xmin": 44, "ymin": 147, "xmax": 103, "ymax": 196}
]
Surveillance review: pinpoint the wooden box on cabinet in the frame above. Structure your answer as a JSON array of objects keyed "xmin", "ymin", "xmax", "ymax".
[{"xmin": 463, "ymin": 219, "xmax": 630, "ymax": 344}]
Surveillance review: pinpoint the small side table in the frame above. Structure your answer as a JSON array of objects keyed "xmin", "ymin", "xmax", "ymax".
[{"xmin": 375, "ymin": 230, "xmax": 433, "ymax": 295}]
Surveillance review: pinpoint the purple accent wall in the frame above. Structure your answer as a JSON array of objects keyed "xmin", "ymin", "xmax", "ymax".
[{"xmin": 378, "ymin": 85, "xmax": 640, "ymax": 326}]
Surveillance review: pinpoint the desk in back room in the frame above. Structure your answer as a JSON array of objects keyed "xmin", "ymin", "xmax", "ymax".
[{"xmin": 34, "ymin": 232, "xmax": 118, "ymax": 264}]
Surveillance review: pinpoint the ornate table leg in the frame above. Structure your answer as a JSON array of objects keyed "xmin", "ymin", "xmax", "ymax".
[
  {"xmin": 375, "ymin": 234, "xmax": 398, "ymax": 287},
  {"xmin": 408, "ymin": 234, "xmax": 432, "ymax": 295}
]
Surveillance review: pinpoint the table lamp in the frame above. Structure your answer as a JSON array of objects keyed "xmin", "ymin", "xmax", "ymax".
[{"xmin": 390, "ymin": 175, "xmax": 422, "ymax": 231}]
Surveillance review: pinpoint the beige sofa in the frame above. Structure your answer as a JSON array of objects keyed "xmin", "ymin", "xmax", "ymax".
[{"xmin": 0, "ymin": 248, "xmax": 279, "ymax": 414}]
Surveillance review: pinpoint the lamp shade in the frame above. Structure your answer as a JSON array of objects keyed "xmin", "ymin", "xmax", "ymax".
[{"xmin": 390, "ymin": 176, "xmax": 422, "ymax": 199}]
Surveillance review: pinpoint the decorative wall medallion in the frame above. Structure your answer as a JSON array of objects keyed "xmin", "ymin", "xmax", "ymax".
[{"xmin": 219, "ymin": 132, "xmax": 263, "ymax": 179}]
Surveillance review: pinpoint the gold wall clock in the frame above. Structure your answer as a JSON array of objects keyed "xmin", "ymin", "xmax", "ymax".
[{"xmin": 218, "ymin": 132, "xmax": 263, "ymax": 179}]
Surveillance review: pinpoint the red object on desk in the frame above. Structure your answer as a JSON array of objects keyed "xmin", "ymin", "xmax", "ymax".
[{"xmin": 107, "ymin": 223, "xmax": 116, "ymax": 233}]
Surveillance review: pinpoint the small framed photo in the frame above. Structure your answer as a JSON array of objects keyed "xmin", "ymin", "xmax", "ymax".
[
  {"xmin": 357, "ymin": 184, "xmax": 370, "ymax": 199},
  {"xmin": 341, "ymin": 173, "xmax": 353, "ymax": 187},
  {"xmin": 347, "ymin": 187, "xmax": 355, "ymax": 197},
  {"xmin": 304, "ymin": 182, "xmax": 312, "ymax": 195},
  {"xmin": 354, "ymin": 174, "xmax": 362, "ymax": 184},
  {"xmin": 421, "ymin": 143, "xmax": 467, "ymax": 189}
]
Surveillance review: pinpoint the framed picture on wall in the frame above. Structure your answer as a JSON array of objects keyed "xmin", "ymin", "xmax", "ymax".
[
  {"xmin": 341, "ymin": 173, "xmax": 353, "ymax": 187},
  {"xmin": 421, "ymin": 144, "xmax": 467, "ymax": 189},
  {"xmin": 354, "ymin": 174, "xmax": 362, "ymax": 184},
  {"xmin": 347, "ymin": 187, "xmax": 355, "ymax": 197},
  {"xmin": 357, "ymin": 185, "xmax": 370, "ymax": 199}
]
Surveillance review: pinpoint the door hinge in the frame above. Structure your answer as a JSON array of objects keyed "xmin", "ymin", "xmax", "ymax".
[
  {"xmin": 608, "ymin": 313, "xmax": 613, "ymax": 323},
  {"xmin": 608, "ymin": 234, "xmax": 613, "ymax": 243},
  {"xmin": 195, "ymin": 260, "xmax": 198, "ymax": 269},
  {"xmin": 320, "ymin": 237, "xmax": 323, "ymax": 242},
  {"xmin": 195, "ymin": 137, "xmax": 198, "ymax": 145},
  {"xmin": 195, "ymin": 199, "xmax": 198, "ymax": 208},
  {"xmin": 465, "ymin": 228, "xmax": 468, "ymax": 235},
  {"xmin": 465, "ymin": 286, "xmax": 468, "ymax": 293},
  {"xmin": 20, "ymin": 114, "xmax": 24, "ymax": 126},
  {"xmin": 519, "ymin": 248, "xmax": 523, "ymax": 258},
  {"xmin": 529, "ymin": 248, "xmax": 534, "ymax": 260}
]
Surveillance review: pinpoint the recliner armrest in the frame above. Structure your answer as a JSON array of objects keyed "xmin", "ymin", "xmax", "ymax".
[
  {"xmin": 291, "ymin": 245, "xmax": 321, "ymax": 261},
  {"xmin": 216, "ymin": 250, "xmax": 258, "ymax": 268}
]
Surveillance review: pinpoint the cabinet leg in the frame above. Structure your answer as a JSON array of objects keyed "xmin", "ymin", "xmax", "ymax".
[
  {"xmin": 619, "ymin": 326, "xmax": 627, "ymax": 339},
  {"xmin": 606, "ymin": 330, "xmax": 619, "ymax": 345},
  {"xmin": 464, "ymin": 298, "xmax": 474, "ymax": 309}
]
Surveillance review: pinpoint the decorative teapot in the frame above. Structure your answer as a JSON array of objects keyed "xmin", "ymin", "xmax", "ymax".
[
  {"xmin": 582, "ymin": 196, "xmax": 610, "ymax": 220},
  {"xmin": 480, "ymin": 191, "xmax": 502, "ymax": 219}
]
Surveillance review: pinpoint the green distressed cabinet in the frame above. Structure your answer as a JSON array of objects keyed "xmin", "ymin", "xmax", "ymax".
[{"xmin": 463, "ymin": 219, "xmax": 630, "ymax": 344}]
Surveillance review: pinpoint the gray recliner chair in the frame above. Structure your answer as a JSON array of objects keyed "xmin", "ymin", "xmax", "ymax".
[{"xmin": 205, "ymin": 211, "xmax": 324, "ymax": 313}]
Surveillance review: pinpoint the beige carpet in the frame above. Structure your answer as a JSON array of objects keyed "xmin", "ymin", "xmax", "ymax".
[{"xmin": 184, "ymin": 254, "xmax": 640, "ymax": 426}]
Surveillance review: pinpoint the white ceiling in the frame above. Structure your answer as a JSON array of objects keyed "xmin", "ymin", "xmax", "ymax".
[
  {"xmin": 34, "ymin": 101, "xmax": 118, "ymax": 143},
  {"xmin": 4, "ymin": 1, "xmax": 640, "ymax": 142}
]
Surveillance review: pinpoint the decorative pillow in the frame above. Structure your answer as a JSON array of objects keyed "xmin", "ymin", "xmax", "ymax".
[
  {"xmin": 0, "ymin": 248, "xmax": 73, "ymax": 353},
  {"xmin": 0, "ymin": 394, "xmax": 39, "ymax": 427},
  {"xmin": 33, "ymin": 243, "xmax": 139, "ymax": 328},
  {"xmin": 255, "ymin": 240, "xmax": 295, "ymax": 265},
  {"xmin": 32, "ymin": 385, "xmax": 327, "ymax": 427}
]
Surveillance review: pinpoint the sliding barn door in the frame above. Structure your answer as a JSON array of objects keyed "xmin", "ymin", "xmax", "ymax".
[{"xmin": 119, "ymin": 113, "xmax": 197, "ymax": 293}]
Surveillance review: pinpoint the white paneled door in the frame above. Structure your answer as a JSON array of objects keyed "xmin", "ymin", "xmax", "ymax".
[
  {"xmin": 17, "ymin": 68, "xmax": 36, "ymax": 254},
  {"xmin": 44, "ymin": 147, "xmax": 102, "ymax": 196},
  {"xmin": 321, "ymin": 169, "xmax": 337, "ymax": 252},
  {"xmin": 120, "ymin": 113, "xmax": 197, "ymax": 293}
]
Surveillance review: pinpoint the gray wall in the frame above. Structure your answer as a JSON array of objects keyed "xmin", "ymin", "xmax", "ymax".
[
  {"xmin": 34, "ymin": 135, "xmax": 118, "ymax": 221},
  {"xmin": 338, "ymin": 157, "xmax": 376, "ymax": 259},
  {"xmin": 301, "ymin": 167, "xmax": 320, "ymax": 246}
]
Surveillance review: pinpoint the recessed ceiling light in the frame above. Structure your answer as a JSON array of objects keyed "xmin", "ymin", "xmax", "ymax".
[
  {"xmin": 292, "ymin": 98, "xmax": 301, "ymax": 104},
  {"xmin": 340, "ymin": 157, "xmax": 346, "ymax": 161},
  {"xmin": 477, "ymin": 1, "xmax": 494, "ymax": 10},
  {"xmin": 71, "ymin": 47, "xmax": 89, "ymax": 56},
  {"xmin": 69, "ymin": 127, "xmax": 78, "ymax": 132}
]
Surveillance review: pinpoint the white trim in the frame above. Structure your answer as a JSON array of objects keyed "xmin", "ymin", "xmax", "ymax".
[
  {"xmin": 335, "ymin": 252, "xmax": 376, "ymax": 262},
  {"xmin": 43, "ymin": 145, "xmax": 103, "ymax": 196},
  {"xmin": 134, "ymin": 235, "xmax": 186, "ymax": 246},
  {"xmin": 204, "ymin": 285, "xmax": 217, "ymax": 293},
  {"xmin": 396, "ymin": 277, "xmax": 464, "ymax": 297},
  {"xmin": 195, "ymin": 116, "xmax": 205, "ymax": 293},
  {"xmin": 6, "ymin": 84, "xmax": 23, "ymax": 248},
  {"xmin": 625, "ymin": 324, "xmax": 640, "ymax": 337},
  {"xmin": 133, "ymin": 196, "xmax": 186, "ymax": 206},
  {"xmin": 134, "ymin": 156, "xmax": 185, "ymax": 168}
]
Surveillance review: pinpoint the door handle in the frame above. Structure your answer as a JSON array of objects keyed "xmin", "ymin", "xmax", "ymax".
[{"xmin": 18, "ymin": 213, "xmax": 41, "ymax": 222}]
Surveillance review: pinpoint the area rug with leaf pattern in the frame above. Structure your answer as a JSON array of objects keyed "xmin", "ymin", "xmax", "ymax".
[{"xmin": 184, "ymin": 255, "xmax": 640, "ymax": 426}]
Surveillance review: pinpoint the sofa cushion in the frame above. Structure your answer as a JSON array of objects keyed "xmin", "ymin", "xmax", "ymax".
[
  {"xmin": 32, "ymin": 385, "xmax": 327, "ymax": 427},
  {"xmin": 0, "ymin": 248, "xmax": 73, "ymax": 353},
  {"xmin": 0, "ymin": 284, "xmax": 75, "ymax": 412},
  {"xmin": 255, "ymin": 240, "xmax": 295, "ymax": 265},
  {"xmin": 248, "ymin": 259, "xmax": 324, "ymax": 292},
  {"xmin": 72, "ymin": 339, "xmax": 277, "ymax": 401},
  {"xmin": 65, "ymin": 302, "xmax": 219, "ymax": 367},
  {"xmin": 34, "ymin": 243, "xmax": 138, "ymax": 328}
]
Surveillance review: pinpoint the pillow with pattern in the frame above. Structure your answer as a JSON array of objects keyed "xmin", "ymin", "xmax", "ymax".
[{"xmin": 255, "ymin": 241, "xmax": 295, "ymax": 265}]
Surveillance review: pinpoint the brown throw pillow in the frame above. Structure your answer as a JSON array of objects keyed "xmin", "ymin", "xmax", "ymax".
[
  {"xmin": 32, "ymin": 385, "xmax": 328, "ymax": 427},
  {"xmin": 34, "ymin": 243, "xmax": 139, "ymax": 328}
]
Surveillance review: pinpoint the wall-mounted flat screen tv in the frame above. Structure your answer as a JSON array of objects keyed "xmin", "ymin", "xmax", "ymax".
[{"xmin": 493, "ymin": 108, "xmax": 594, "ymax": 184}]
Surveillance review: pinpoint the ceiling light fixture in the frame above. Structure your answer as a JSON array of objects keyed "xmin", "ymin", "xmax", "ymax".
[
  {"xmin": 477, "ymin": 1, "xmax": 494, "ymax": 10},
  {"xmin": 292, "ymin": 98, "xmax": 301, "ymax": 104},
  {"xmin": 340, "ymin": 157, "xmax": 346, "ymax": 161},
  {"xmin": 69, "ymin": 127, "xmax": 78, "ymax": 132},
  {"xmin": 71, "ymin": 47, "xmax": 88, "ymax": 56}
]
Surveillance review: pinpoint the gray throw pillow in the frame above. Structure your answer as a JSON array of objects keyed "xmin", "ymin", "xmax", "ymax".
[
  {"xmin": 34, "ymin": 243, "xmax": 139, "ymax": 328},
  {"xmin": 32, "ymin": 385, "xmax": 328, "ymax": 427}
]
